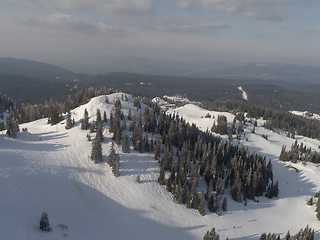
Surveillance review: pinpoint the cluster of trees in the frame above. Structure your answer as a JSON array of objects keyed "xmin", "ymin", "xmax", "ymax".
[
  {"xmin": 1, "ymin": 87, "xmax": 117, "ymax": 138},
  {"xmin": 0, "ymin": 92, "xmax": 14, "ymax": 114},
  {"xmin": 203, "ymin": 225, "xmax": 315, "ymax": 240},
  {"xmin": 202, "ymin": 100, "xmax": 320, "ymax": 140},
  {"xmin": 5, "ymin": 116, "xmax": 19, "ymax": 138},
  {"xmin": 3, "ymin": 87, "xmax": 117, "ymax": 127},
  {"xmin": 279, "ymin": 140, "xmax": 320, "ymax": 163},
  {"xmin": 203, "ymin": 227, "xmax": 222, "ymax": 240},
  {"xmin": 77, "ymin": 93, "xmax": 277, "ymax": 213},
  {"xmin": 153, "ymin": 110, "xmax": 277, "ymax": 215},
  {"xmin": 211, "ymin": 114, "xmax": 245, "ymax": 141},
  {"xmin": 316, "ymin": 197, "xmax": 320, "ymax": 220},
  {"xmin": 259, "ymin": 225, "xmax": 314, "ymax": 240}
]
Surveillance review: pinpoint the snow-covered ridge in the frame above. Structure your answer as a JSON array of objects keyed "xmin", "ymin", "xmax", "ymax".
[{"xmin": 290, "ymin": 110, "xmax": 320, "ymax": 120}]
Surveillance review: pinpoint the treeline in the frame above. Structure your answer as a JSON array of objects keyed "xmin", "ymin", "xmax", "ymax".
[
  {"xmin": 203, "ymin": 225, "xmax": 315, "ymax": 240},
  {"xmin": 2, "ymin": 87, "xmax": 117, "ymax": 137},
  {"xmin": 0, "ymin": 92, "xmax": 15, "ymax": 131},
  {"xmin": 0, "ymin": 92, "xmax": 14, "ymax": 114},
  {"xmin": 202, "ymin": 100, "xmax": 320, "ymax": 140},
  {"xmin": 260, "ymin": 225, "xmax": 314, "ymax": 240},
  {"xmin": 279, "ymin": 140, "xmax": 320, "ymax": 163}
]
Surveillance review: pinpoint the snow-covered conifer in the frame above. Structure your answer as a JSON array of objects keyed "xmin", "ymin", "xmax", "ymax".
[{"xmin": 39, "ymin": 211, "xmax": 52, "ymax": 232}]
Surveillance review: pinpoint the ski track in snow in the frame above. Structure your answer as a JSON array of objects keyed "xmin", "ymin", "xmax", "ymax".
[
  {"xmin": 1, "ymin": 93, "xmax": 320, "ymax": 239},
  {"xmin": 238, "ymin": 86, "xmax": 248, "ymax": 100}
]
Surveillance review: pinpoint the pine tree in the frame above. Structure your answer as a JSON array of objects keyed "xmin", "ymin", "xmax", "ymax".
[
  {"xmin": 47, "ymin": 104, "xmax": 62, "ymax": 125},
  {"xmin": 103, "ymin": 111, "xmax": 108, "ymax": 123},
  {"xmin": 6, "ymin": 117, "xmax": 19, "ymax": 138},
  {"xmin": 122, "ymin": 135, "xmax": 130, "ymax": 153},
  {"xmin": 136, "ymin": 174, "xmax": 141, "ymax": 183},
  {"xmin": 81, "ymin": 109, "xmax": 90, "ymax": 130},
  {"xmin": 90, "ymin": 137, "xmax": 102, "ymax": 163},
  {"xmin": 154, "ymin": 137, "xmax": 162, "ymax": 160},
  {"xmin": 284, "ymin": 231, "xmax": 290, "ymax": 240},
  {"xmin": 128, "ymin": 109, "xmax": 132, "ymax": 121},
  {"xmin": 203, "ymin": 227, "xmax": 220, "ymax": 240},
  {"xmin": 39, "ymin": 211, "xmax": 52, "ymax": 232},
  {"xmin": 222, "ymin": 196, "xmax": 227, "ymax": 211},
  {"xmin": 215, "ymin": 194, "xmax": 221, "ymax": 216},
  {"xmin": 158, "ymin": 167, "xmax": 166, "ymax": 185},
  {"xmin": 65, "ymin": 111, "xmax": 73, "ymax": 129},
  {"xmin": 307, "ymin": 197, "xmax": 313, "ymax": 206},
  {"xmin": 108, "ymin": 142, "xmax": 119, "ymax": 176},
  {"xmin": 198, "ymin": 190, "xmax": 206, "ymax": 216}
]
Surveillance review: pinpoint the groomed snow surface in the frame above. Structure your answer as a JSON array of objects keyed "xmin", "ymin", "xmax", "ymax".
[{"xmin": 1, "ymin": 93, "xmax": 320, "ymax": 239}]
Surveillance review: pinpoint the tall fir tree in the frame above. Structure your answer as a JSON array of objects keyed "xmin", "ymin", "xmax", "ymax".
[
  {"xmin": 108, "ymin": 142, "xmax": 120, "ymax": 176},
  {"xmin": 81, "ymin": 109, "xmax": 90, "ymax": 130},
  {"xmin": 90, "ymin": 137, "xmax": 102, "ymax": 163},
  {"xmin": 65, "ymin": 111, "xmax": 73, "ymax": 129}
]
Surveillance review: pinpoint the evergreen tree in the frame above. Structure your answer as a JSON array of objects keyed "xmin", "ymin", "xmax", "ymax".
[
  {"xmin": 122, "ymin": 134, "xmax": 130, "ymax": 153},
  {"xmin": 90, "ymin": 137, "xmax": 102, "ymax": 163},
  {"xmin": 103, "ymin": 111, "xmax": 108, "ymax": 123},
  {"xmin": 136, "ymin": 174, "xmax": 141, "ymax": 183},
  {"xmin": 6, "ymin": 116, "xmax": 19, "ymax": 138},
  {"xmin": 65, "ymin": 111, "xmax": 73, "ymax": 129},
  {"xmin": 47, "ymin": 102, "xmax": 62, "ymax": 125},
  {"xmin": 81, "ymin": 109, "xmax": 90, "ymax": 130},
  {"xmin": 128, "ymin": 109, "xmax": 132, "ymax": 121},
  {"xmin": 307, "ymin": 197, "xmax": 313, "ymax": 206},
  {"xmin": 203, "ymin": 227, "xmax": 220, "ymax": 240},
  {"xmin": 284, "ymin": 231, "xmax": 290, "ymax": 240},
  {"xmin": 39, "ymin": 211, "xmax": 52, "ymax": 232},
  {"xmin": 108, "ymin": 142, "xmax": 120, "ymax": 176},
  {"xmin": 215, "ymin": 194, "xmax": 221, "ymax": 216},
  {"xmin": 222, "ymin": 197, "xmax": 227, "ymax": 211},
  {"xmin": 154, "ymin": 137, "xmax": 162, "ymax": 160},
  {"xmin": 198, "ymin": 190, "xmax": 206, "ymax": 216},
  {"xmin": 158, "ymin": 167, "xmax": 166, "ymax": 185}
]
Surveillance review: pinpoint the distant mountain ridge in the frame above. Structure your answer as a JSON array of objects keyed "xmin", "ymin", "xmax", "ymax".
[
  {"xmin": 0, "ymin": 57, "xmax": 87, "ymax": 82},
  {"xmin": 215, "ymin": 62, "xmax": 320, "ymax": 84}
]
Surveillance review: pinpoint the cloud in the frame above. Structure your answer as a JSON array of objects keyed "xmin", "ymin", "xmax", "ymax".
[
  {"xmin": 6, "ymin": 0, "xmax": 154, "ymax": 15},
  {"xmin": 176, "ymin": 0, "xmax": 292, "ymax": 21},
  {"xmin": 140, "ymin": 16, "xmax": 229, "ymax": 33},
  {"xmin": 0, "ymin": 12, "xmax": 128, "ymax": 36},
  {"xmin": 299, "ymin": 29, "xmax": 320, "ymax": 35}
]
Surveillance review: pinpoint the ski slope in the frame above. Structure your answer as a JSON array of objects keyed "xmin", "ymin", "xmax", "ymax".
[{"xmin": 0, "ymin": 93, "xmax": 320, "ymax": 239}]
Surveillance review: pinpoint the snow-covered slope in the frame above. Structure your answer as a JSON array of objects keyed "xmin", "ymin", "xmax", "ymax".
[{"xmin": 1, "ymin": 94, "xmax": 320, "ymax": 239}]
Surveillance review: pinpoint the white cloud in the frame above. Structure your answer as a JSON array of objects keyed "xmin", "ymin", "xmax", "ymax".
[
  {"xmin": 140, "ymin": 16, "xmax": 229, "ymax": 33},
  {"xmin": 176, "ymin": 0, "xmax": 292, "ymax": 21},
  {"xmin": 6, "ymin": 0, "xmax": 154, "ymax": 15},
  {"xmin": 0, "ymin": 12, "xmax": 128, "ymax": 36}
]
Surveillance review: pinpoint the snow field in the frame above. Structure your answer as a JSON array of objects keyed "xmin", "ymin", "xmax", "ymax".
[{"xmin": 0, "ymin": 93, "xmax": 320, "ymax": 239}]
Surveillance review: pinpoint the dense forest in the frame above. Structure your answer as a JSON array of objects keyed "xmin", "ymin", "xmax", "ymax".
[{"xmin": 202, "ymin": 100, "xmax": 320, "ymax": 140}]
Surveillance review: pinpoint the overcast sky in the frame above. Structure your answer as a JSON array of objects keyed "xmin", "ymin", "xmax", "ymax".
[{"xmin": 1, "ymin": 0, "xmax": 320, "ymax": 66}]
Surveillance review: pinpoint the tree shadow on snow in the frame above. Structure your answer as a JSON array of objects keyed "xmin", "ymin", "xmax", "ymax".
[
  {"xmin": 67, "ymin": 180, "xmax": 203, "ymax": 240},
  {"xmin": 119, "ymin": 152, "xmax": 158, "ymax": 179}
]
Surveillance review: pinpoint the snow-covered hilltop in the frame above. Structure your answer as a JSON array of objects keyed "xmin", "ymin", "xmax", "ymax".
[{"xmin": 1, "ymin": 92, "xmax": 320, "ymax": 239}]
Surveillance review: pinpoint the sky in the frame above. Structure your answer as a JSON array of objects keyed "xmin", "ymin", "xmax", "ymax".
[{"xmin": 1, "ymin": 0, "xmax": 320, "ymax": 66}]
